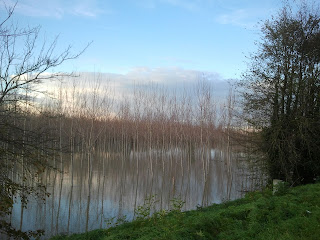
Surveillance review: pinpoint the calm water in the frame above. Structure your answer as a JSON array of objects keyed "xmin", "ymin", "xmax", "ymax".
[{"xmin": 9, "ymin": 147, "xmax": 264, "ymax": 239}]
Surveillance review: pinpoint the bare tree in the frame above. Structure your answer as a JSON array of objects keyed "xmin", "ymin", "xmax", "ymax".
[{"xmin": 0, "ymin": 3, "xmax": 89, "ymax": 239}]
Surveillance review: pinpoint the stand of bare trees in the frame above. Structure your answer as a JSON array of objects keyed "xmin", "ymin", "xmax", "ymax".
[{"xmin": 1, "ymin": 68, "xmax": 266, "ymax": 238}]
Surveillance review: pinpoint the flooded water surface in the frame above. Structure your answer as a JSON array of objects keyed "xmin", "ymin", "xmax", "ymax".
[{"xmin": 10, "ymin": 147, "xmax": 264, "ymax": 238}]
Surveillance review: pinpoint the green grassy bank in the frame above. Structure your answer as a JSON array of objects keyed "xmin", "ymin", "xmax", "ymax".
[{"xmin": 51, "ymin": 183, "xmax": 320, "ymax": 240}]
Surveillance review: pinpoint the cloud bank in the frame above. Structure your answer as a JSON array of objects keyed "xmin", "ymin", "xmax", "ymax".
[{"xmin": 59, "ymin": 67, "xmax": 234, "ymax": 102}]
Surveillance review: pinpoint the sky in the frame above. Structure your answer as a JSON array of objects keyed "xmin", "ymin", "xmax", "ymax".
[{"xmin": 2, "ymin": 0, "xmax": 284, "ymax": 83}]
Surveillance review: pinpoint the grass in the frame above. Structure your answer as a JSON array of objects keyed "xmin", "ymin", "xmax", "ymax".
[{"xmin": 50, "ymin": 183, "xmax": 320, "ymax": 240}]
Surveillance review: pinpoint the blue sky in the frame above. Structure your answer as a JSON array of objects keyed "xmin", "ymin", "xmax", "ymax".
[{"xmin": 3, "ymin": 0, "xmax": 283, "ymax": 80}]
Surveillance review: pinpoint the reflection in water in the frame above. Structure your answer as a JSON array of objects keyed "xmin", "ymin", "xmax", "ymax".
[{"xmin": 10, "ymin": 147, "xmax": 265, "ymax": 238}]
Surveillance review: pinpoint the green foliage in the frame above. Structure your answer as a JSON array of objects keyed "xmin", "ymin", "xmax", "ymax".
[
  {"xmin": 50, "ymin": 183, "xmax": 320, "ymax": 240},
  {"xmin": 134, "ymin": 195, "xmax": 158, "ymax": 220},
  {"xmin": 170, "ymin": 197, "xmax": 185, "ymax": 212},
  {"xmin": 273, "ymin": 181, "xmax": 290, "ymax": 196},
  {"xmin": 50, "ymin": 229, "xmax": 107, "ymax": 240},
  {"xmin": 105, "ymin": 215, "xmax": 128, "ymax": 229}
]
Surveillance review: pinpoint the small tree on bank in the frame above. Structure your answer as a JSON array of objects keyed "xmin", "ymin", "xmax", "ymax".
[
  {"xmin": 0, "ymin": 3, "xmax": 88, "ymax": 239},
  {"xmin": 240, "ymin": 1, "xmax": 320, "ymax": 185}
]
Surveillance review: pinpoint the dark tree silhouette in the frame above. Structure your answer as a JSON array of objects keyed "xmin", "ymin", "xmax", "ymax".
[{"xmin": 240, "ymin": 1, "xmax": 320, "ymax": 185}]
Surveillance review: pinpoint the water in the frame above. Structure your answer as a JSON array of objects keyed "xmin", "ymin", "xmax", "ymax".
[{"xmin": 9, "ymin": 147, "xmax": 264, "ymax": 239}]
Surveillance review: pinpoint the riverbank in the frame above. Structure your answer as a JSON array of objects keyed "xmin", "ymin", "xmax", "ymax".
[{"xmin": 50, "ymin": 183, "xmax": 320, "ymax": 240}]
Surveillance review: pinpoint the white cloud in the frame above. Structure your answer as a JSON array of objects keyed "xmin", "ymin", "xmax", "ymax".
[
  {"xmin": 70, "ymin": 0, "xmax": 106, "ymax": 18},
  {"xmin": 215, "ymin": 4, "xmax": 278, "ymax": 29},
  {"xmin": 4, "ymin": 0, "xmax": 106, "ymax": 18},
  {"xmin": 216, "ymin": 8, "xmax": 259, "ymax": 29}
]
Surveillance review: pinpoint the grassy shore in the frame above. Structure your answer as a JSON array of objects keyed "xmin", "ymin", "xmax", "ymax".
[{"xmin": 51, "ymin": 183, "xmax": 320, "ymax": 240}]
